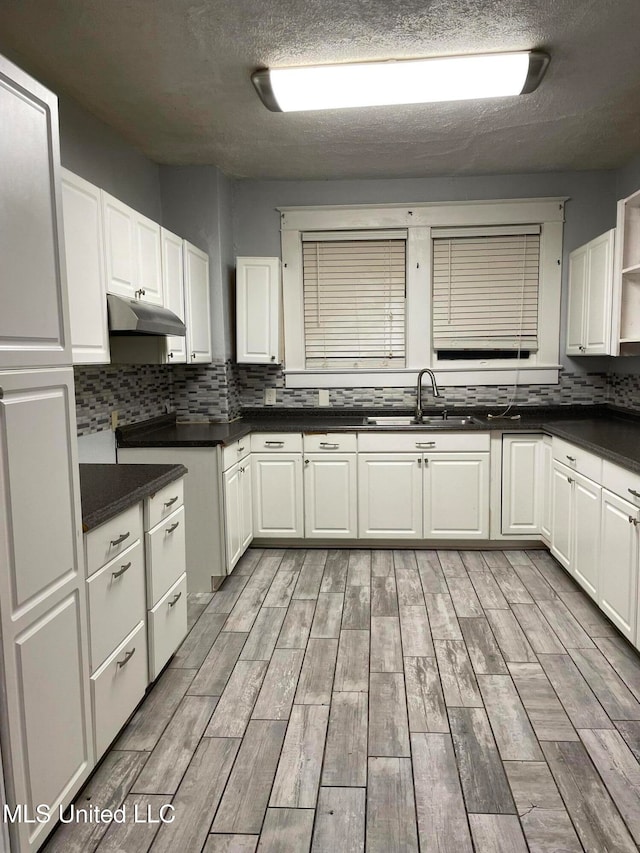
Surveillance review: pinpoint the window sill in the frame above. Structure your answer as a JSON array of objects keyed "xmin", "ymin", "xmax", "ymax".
[{"xmin": 284, "ymin": 366, "xmax": 561, "ymax": 389}]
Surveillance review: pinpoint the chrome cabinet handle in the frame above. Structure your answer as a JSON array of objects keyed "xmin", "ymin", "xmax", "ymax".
[
  {"xmin": 112, "ymin": 561, "xmax": 132, "ymax": 579},
  {"xmin": 110, "ymin": 532, "xmax": 130, "ymax": 547},
  {"xmin": 164, "ymin": 495, "xmax": 179, "ymax": 508},
  {"xmin": 166, "ymin": 521, "xmax": 180, "ymax": 534},
  {"xmin": 629, "ymin": 489, "xmax": 640, "ymax": 499},
  {"xmin": 319, "ymin": 442, "xmax": 339, "ymax": 449},
  {"xmin": 566, "ymin": 455, "xmax": 576, "ymax": 462},
  {"xmin": 567, "ymin": 477, "xmax": 573, "ymax": 484},
  {"xmin": 117, "ymin": 648, "xmax": 136, "ymax": 668},
  {"xmin": 265, "ymin": 441, "xmax": 284, "ymax": 447},
  {"xmin": 416, "ymin": 442, "xmax": 436, "ymax": 448},
  {"xmin": 417, "ymin": 458, "xmax": 422, "ymax": 466},
  {"xmin": 237, "ymin": 446, "xmax": 246, "ymax": 453},
  {"xmin": 169, "ymin": 592, "xmax": 182, "ymax": 607}
]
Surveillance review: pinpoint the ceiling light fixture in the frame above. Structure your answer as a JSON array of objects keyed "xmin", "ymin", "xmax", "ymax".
[{"xmin": 252, "ymin": 50, "xmax": 549, "ymax": 112}]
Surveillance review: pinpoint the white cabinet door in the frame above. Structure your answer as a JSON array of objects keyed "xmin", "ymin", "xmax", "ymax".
[
  {"xmin": 550, "ymin": 460, "xmax": 573, "ymax": 570},
  {"xmin": 566, "ymin": 245, "xmax": 587, "ymax": 355},
  {"xmin": 0, "ymin": 369, "xmax": 92, "ymax": 853},
  {"xmin": 600, "ymin": 489, "xmax": 638, "ymax": 640},
  {"xmin": 252, "ymin": 454, "xmax": 304, "ymax": 537},
  {"xmin": 358, "ymin": 454, "xmax": 422, "ymax": 539},
  {"xmin": 584, "ymin": 229, "xmax": 615, "ymax": 354},
  {"xmin": 61, "ymin": 169, "xmax": 110, "ymax": 365},
  {"xmin": 223, "ymin": 462, "xmax": 243, "ymax": 569},
  {"xmin": 236, "ymin": 257, "xmax": 281, "ymax": 364},
  {"xmin": 572, "ymin": 471, "xmax": 601, "ymax": 600},
  {"xmin": 184, "ymin": 241, "xmax": 212, "ymax": 363},
  {"xmin": 161, "ymin": 228, "xmax": 187, "ymax": 363},
  {"xmin": 304, "ymin": 454, "xmax": 357, "ymax": 538},
  {"xmin": 135, "ymin": 211, "xmax": 163, "ymax": 306},
  {"xmin": 541, "ymin": 437, "xmax": 553, "ymax": 542},
  {"xmin": 424, "ymin": 453, "xmax": 489, "ymax": 539},
  {"xmin": 240, "ymin": 458, "xmax": 254, "ymax": 554},
  {"xmin": 0, "ymin": 56, "xmax": 70, "ymax": 368},
  {"xmin": 501, "ymin": 435, "xmax": 542, "ymax": 535},
  {"xmin": 102, "ymin": 191, "xmax": 137, "ymax": 299}
]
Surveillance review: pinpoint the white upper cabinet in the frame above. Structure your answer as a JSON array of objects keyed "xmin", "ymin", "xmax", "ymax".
[
  {"xmin": 102, "ymin": 191, "xmax": 163, "ymax": 305},
  {"xmin": 61, "ymin": 169, "xmax": 110, "ymax": 364},
  {"xmin": 184, "ymin": 241, "xmax": 212, "ymax": 363},
  {"xmin": 236, "ymin": 256, "xmax": 281, "ymax": 364},
  {"xmin": 613, "ymin": 189, "xmax": 640, "ymax": 353},
  {"xmin": 161, "ymin": 228, "xmax": 187, "ymax": 363},
  {"xmin": 566, "ymin": 229, "xmax": 615, "ymax": 355},
  {"xmin": 0, "ymin": 55, "xmax": 70, "ymax": 368}
]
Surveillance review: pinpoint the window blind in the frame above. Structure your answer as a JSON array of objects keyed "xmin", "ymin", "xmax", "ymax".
[
  {"xmin": 302, "ymin": 233, "xmax": 406, "ymax": 369},
  {"xmin": 432, "ymin": 227, "xmax": 541, "ymax": 352}
]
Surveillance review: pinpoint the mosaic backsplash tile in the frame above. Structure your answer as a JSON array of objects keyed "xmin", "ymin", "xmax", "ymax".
[{"xmin": 74, "ymin": 361, "xmax": 640, "ymax": 437}]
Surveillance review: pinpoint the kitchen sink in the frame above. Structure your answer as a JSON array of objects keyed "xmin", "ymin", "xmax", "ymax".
[{"xmin": 365, "ymin": 415, "xmax": 483, "ymax": 427}]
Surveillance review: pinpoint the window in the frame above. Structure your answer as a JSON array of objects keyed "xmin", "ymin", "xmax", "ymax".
[
  {"xmin": 432, "ymin": 226, "xmax": 541, "ymax": 357},
  {"xmin": 280, "ymin": 199, "xmax": 564, "ymax": 387},
  {"xmin": 302, "ymin": 231, "xmax": 406, "ymax": 369}
]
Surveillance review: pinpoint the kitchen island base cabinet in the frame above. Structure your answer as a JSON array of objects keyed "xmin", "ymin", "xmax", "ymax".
[
  {"xmin": 424, "ymin": 454, "xmax": 489, "ymax": 539},
  {"xmin": 252, "ymin": 454, "xmax": 304, "ymax": 537},
  {"xmin": 304, "ymin": 454, "xmax": 358, "ymax": 538},
  {"xmin": 358, "ymin": 454, "xmax": 422, "ymax": 539},
  {"xmin": 600, "ymin": 489, "xmax": 638, "ymax": 641}
]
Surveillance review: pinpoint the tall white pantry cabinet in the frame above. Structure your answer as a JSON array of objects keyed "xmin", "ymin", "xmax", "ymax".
[{"xmin": 0, "ymin": 55, "xmax": 93, "ymax": 853}]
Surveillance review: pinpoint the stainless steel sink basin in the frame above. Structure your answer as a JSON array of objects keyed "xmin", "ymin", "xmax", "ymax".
[{"xmin": 365, "ymin": 415, "xmax": 482, "ymax": 428}]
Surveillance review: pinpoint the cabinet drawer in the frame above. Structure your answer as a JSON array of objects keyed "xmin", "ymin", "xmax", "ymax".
[
  {"xmin": 250, "ymin": 432, "xmax": 303, "ymax": 453},
  {"xmin": 145, "ymin": 477, "xmax": 184, "ymax": 530},
  {"xmin": 304, "ymin": 433, "xmax": 357, "ymax": 453},
  {"xmin": 145, "ymin": 505, "xmax": 186, "ymax": 607},
  {"xmin": 357, "ymin": 431, "xmax": 490, "ymax": 453},
  {"xmin": 91, "ymin": 620, "xmax": 148, "ymax": 759},
  {"xmin": 553, "ymin": 437, "xmax": 602, "ymax": 482},
  {"xmin": 602, "ymin": 460, "xmax": 640, "ymax": 507},
  {"xmin": 87, "ymin": 540, "xmax": 146, "ymax": 671},
  {"xmin": 222, "ymin": 437, "xmax": 251, "ymax": 471},
  {"xmin": 148, "ymin": 573, "xmax": 188, "ymax": 680},
  {"xmin": 85, "ymin": 503, "xmax": 143, "ymax": 577}
]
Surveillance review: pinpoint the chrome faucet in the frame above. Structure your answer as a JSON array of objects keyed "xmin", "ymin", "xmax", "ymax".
[{"xmin": 415, "ymin": 368, "xmax": 442, "ymax": 422}]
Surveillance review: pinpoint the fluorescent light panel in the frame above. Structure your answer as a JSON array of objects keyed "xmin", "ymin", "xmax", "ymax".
[{"xmin": 252, "ymin": 51, "xmax": 549, "ymax": 112}]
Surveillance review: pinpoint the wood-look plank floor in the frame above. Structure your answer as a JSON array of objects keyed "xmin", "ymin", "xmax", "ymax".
[{"xmin": 43, "ymin": 548, "xmax": 640, "ymax": 853}]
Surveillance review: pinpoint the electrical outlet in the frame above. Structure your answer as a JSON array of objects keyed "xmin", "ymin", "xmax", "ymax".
[
  {"xmin": 110, "ymin": 411, "xmax": 119, "ymax": 431},
  {"xmin": 318, "ymin": 389, "xmax": 330, "ymax": 406},
  {"xmin": 265, "ymin": 388, "xmax": 277, "ymax": 405}
]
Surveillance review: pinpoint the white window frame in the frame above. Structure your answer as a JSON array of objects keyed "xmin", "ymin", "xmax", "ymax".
[{"xmin": 280, "ymin": 198, "xmax": 566, "ymax": 388}]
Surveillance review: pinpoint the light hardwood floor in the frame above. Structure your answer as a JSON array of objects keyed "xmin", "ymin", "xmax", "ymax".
[{"xmin": 42, "ymin": 548, "xmax": 640, "ymax": 852}]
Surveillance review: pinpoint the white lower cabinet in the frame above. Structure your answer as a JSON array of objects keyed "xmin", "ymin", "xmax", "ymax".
[
  {"xmin": 223, "ymin": 459, "xmax": 253, "ymax": 569},
  {"xmin": 91, "ymin": 621, "xmax": 148, "ymax": 759},
  {"xmin": 145, "ymin": 505, "xmax": 186, "ymax": 607},
  {"xmin": 358, "ymin": 454, "xmax": 423, "ymax": 539},
  {"xmin": 424, "ymin": 453, "xmax": 489, "ymax": 539},
  {"xmin": 304, "ymin": 454, "xmax": 358, "ymax": 538},
  {"xmin": 148, "ymin": 573, "xmax": 188, "ymax": 680},
  {"xmin": 501, "ymin": 435, "xmax": 543, "ymax": 535},
  {"xmin": 551, "ymin": 460, "xmax": 573, "ymax": 570},
  {"xmin": 572, "ymin": 471, "xmax": 601, "ymax": 600},
  {"xmin": 600, "ymin": 489, "xmax": 638, "ymax": 640},
  {"xmin": 541, "ymin": 436, "xmax": 553, "ymax": 542},
  {"xmin": 252, "ymin": 453, "xmax": 304, "ymax": 537}
]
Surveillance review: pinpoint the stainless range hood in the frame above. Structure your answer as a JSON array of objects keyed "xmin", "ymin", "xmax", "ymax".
[{"xmin": 107, "ymin": 294, "xmax": 186, "ymax": 336}]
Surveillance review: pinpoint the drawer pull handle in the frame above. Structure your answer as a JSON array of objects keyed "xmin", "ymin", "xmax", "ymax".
[
  {"xmin": 416, "ymin": 442, "xmax": 436, "ymax": 448},
  {"xmin": 629, "ymin": 489, "xmax": 640, "ymax": 499},
  {"xmin": 166, "ymin": 521, "xmax": 180, "ymax": 534},
  {"xmin": 110, "ymin": 532, "xmax": 130, "ymax": 547},
  {"xmin": 117, "ymin": 648, "xmax": 136, "ymax": 669},
  {"xmin": 265, "ymin": 441, "xmax": 284, "ymax": 447},
  {"xmin": 237, "ymin": 446, "xmax": 246, "ymax": 453},
  {"xmin": 319, "ymin": 442, "xmax": 339, "ymax": 449},
  {"xmin": 566, "ymin": 455, "xmax": 576, "ymax": 462},
  {"xmin": 164, "ymin": 496, "xmax": 179, "ymax": 508},
  {"xmin": 112, "ymin": 562, "xmax": 132, "ymax": 579},
  {"xmin": 169, "ymin": 592, "xmax": 182, "ymax": 607},
  {"xmin": 567, "ymin": 477, "xmax": 574, "ymax": 484}
]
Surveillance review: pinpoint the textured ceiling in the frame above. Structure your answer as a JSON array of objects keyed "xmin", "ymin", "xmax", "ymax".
[{"xmin": 1, "ymin": 0, "xmax": 640, "ymax": 179}]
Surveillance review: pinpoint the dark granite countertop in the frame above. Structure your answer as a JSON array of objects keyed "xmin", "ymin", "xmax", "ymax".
[
  {"xmin": 115, "ymin": 405, "xmax": 640, "ymax": 476},
  {"xmin": 80, "ymin": 462, "xmax": 188, "ymax": 532}
]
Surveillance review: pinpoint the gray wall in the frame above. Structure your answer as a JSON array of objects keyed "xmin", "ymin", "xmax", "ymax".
[
  {"xmin": 59, "ymin": 95, "xmax": 162, "ymax": 221},
  {"xmin": 233, "ymin": 170, "xmax": 618, "ymax": 373}
]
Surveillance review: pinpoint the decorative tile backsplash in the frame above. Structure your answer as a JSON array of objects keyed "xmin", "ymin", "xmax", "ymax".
[{"xmin": 74, "ymin": 361, "xmax": 638, "ymax": 436}]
